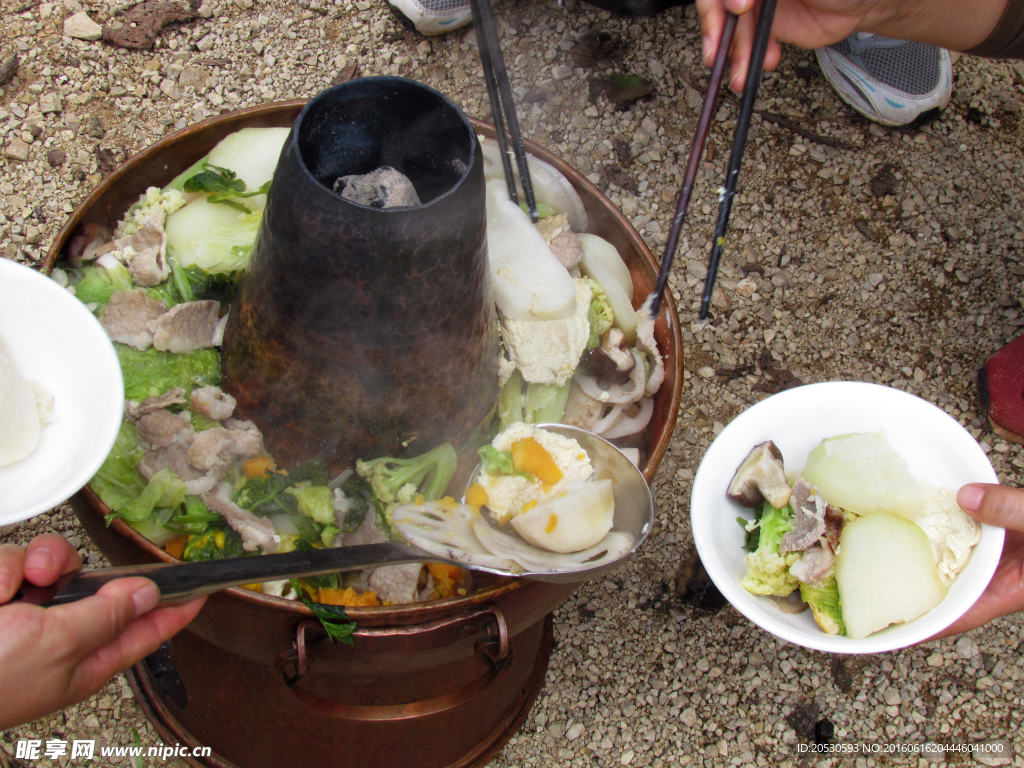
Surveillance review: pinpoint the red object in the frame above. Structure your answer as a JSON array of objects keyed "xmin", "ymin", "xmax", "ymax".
[{"xmin": 981, "ymin": 335, "xmax": 1024, "ymax": 444}]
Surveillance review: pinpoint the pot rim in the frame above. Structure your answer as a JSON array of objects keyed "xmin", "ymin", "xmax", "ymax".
[{"xmin": 44, "ymin": 99, "xmax": 683, "ymax": 620}]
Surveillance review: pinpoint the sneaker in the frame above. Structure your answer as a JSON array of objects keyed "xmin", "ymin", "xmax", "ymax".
[
  {"xmin": 815, "ymin": 33, "xmax": 952, "ymax": 126},
  {"xmin": 386, "ymin": 0, "xmax": 473, "ymax": 35}
]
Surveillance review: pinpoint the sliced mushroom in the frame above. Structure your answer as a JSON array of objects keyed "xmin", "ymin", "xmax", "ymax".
[
  {"xmin": 579, "ymin": 346, "xmax": 632, "ymax": 384},
  {"xmin": 726, "ymin": 440, "xmax": 792, "ymax": 509}
]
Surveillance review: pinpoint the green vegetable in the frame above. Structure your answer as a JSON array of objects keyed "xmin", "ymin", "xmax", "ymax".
[
  {"xmin": 335, "ymin": 475, "xmax": 374, "ymax": 532},
  {"xmin": 234, "ymin": 458, "xmax": 328, "ymax": 516},
  {"xmin": 183, "ymin": 163, "xmax": 271, "ymax": 214},
  {"xmin": 285, "ymin": 485, "xmax": 333, "ymax": 525},
  {"xmin": 290, "ymin": 579, "xmax": 357, "ymax": 645},
  {"xmin": 127, "ymin": 507, "xmax": 179, "ymax": 546},
  {"xmin": 497, "ymin": 369, "xmax": 526, "ymax": 431},
  {"xmin": 143, "ymin": 270, "xmax": 186, "ymax": 308},
  {"xmin": 478, "ymin": 445, "xmax": 532, "ymax": 479},
  {"xmin": 170, "ymin": 497, "xmax": 222, "ymax": 534},
  {"xmin": 164, "ymin": 197, "xmax": 262, "ymax": 274},
  {"xmin": 121, "ymin": 468, "xmax": 187, "ymax": 522},
  {"xmin": 182, "ymin": 528, "xmax": 250, "ymax": 561},
  {"xmin": 800, "ymin": 576, "xmax": 846, "ymax": 636},
  {"xmin": 70, "ymin": 264, "xmax": 134, "ymax": 311},
  {"xmin": 524, "ymin": 380, "xmax": 571, "ymax": 424},
  {"xmin": 320, "ymin": 524, "xmax": 340, "ymax": 548},
  {"xmin": 91, "ymin": 422, "xmax": 146, "ymax": 515},
  {"xmin": 584, "ymin": 276, "xmax": 614, "ymax": 348},
  {"xmin": 289, "ymin": 513, "xmax": 323, "ymax": 545},
  {"xmin": 190, "ymin": 411, "xmax": 221, "ymax": 432},
  {"xmin": 739, "ymin": 503, "xmax": 799, "ymax": 597},
  {"xmin": 518, "ymin": 201, "xmax": 556, "ymax": 218},
  {"xmin": 356, "ymin": 443, "xmax": 457, "ymax": 525},
  {"xmin": 165, "ymin": 153, "xmax": 212, "ymax": 192},
  {"xmin": 181, "ymin": 263, "xmax": 238, "ymax": 304},
  {"xmin": 115, "ymin": 344, "xmax": 221, "ymax": 402}
]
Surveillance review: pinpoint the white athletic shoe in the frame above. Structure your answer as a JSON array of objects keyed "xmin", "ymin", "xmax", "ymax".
[
  {"xmin": 815, "ymin": 33, "xmax": 952, "ymax": 127},
  {"xmin": 386, "ymin": 0, "xmax": 473, "ymax": 36}
]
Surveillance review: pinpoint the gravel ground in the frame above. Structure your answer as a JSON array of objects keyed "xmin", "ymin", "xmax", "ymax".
[{"xmin": 2, "ymin": 0, "xmax": 1024, "ymax": 766}]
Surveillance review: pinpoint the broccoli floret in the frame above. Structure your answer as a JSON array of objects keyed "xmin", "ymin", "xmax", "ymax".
[
  {"xmin": 583, "ymin": 277, "xmax": 614, "ymax": 349},
  {"xmin": 356, "ymin": 443, "xmax": 458, "ymax": 522},
  {"xmin": 800, "ymin": 576, "xmax": 845, "ymax": 635},
  {"xmin": 739, "ymin": 502, "xmax": 799, "ymax": 597}
]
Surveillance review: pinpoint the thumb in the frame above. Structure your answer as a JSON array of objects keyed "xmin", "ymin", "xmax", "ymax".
[
  {"xmin": 724, "ymin": 0, "xmax": 755, "ymax": 13},
  {"xmin": 48, "ymin": 578, "xmax": 161, "ymax": 661},
  {"xmin": 957, "ymin": 483, "xmax": 1024, "ymax": 532}
]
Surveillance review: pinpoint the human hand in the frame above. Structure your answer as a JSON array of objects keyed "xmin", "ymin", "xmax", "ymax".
[
  {"xmin": 932, "ymin": 483, "xmax": 1024, "ymax": 639},
  {"xmin": 0, "ymin": 535, "xmax": 205, "ymax": 729}
]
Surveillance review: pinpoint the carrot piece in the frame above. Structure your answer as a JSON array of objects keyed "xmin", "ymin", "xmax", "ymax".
[
  {"xmin": 511, "ymin": 437, "xmax": 563, "ymax": 486},
  {"xmin": 318, "ymin": 587, "xmax": 380, "ymax": 607},
  {"xmin": 465, "ymin": 482, "xmax": 489, "ymax": 508},
  {"xmin": 243, "ymin": 455, "xmax": 276, "ymax": 479},
  {"xmin": 165, "ymin": 536, "xmax": 187, "ymax": 559}
]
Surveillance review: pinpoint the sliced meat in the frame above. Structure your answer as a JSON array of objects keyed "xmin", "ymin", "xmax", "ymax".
[
  {"xmin": 148, "ymin": 300, "xmax": 221, "ymax": 353},
  {"xmin": 341, "ymin": 509, "xmax": 388, "ymax": 546},
  {"xmin": 136, "ymin": 409, "xmax": 193, "ymax": 449},
  {"xmin": 186, "ymin": 427, "xmax": 263, "ymax": 472},
  {"xmin": 125, "ymin": 387, "xmax": 186, "ymax": 420},
  {"xmin": 549, "ymin": 231, "xmax": 584, "ymax": 269},
  {"xmin": 202, "ymin": 482, "xmax": 279, "ymax": 554},
  {"xmin": 779, "ymin": 479, "xmax": 826, "ymax": 554},
  {"xmin": 125, "ymin": 212, "xmax": 169, "ymax": 287},
  {"xmin": 191, "ymin": 385, "xmax": 236, "ymax": 421},
  {"xmin": 823, "ymin": 504, "xmax": 845, "ymax": 551},
  {"xmin": 139, "ymin": 438, "xmax": 219, "ymax": 496},
  {"xmin": 561, "ymin": 380, "xmax": 603, "ymax": 431},
  {"xmin": 100, "ymin": 289, "xmax": 167, "ymax": 350},
  {"xmin": 788, "ymin": 544, "xmax": 835, "ymax": 587},
  {"xmin": 222, "ymin": 419, "xmax": 264, "ymax": 453},
  {"xmin": 634, "ymin": 307, "xmax": 666, "ymax": 397},
  {"xmin": 368, "ymin": 563, "xmax": 423, "ymax": 604}
]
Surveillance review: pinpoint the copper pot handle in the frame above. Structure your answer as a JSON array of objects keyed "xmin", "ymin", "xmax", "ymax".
[{"xmin": 274, "ymin": 605, "xmax": 512, "ymax": 721}]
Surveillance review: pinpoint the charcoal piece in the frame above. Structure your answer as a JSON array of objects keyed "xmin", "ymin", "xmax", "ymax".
[
  {"xmin": 333, "ymin": 166, "xmax": 421, "ymax": 208},
  {"xmin": 223, "ymin": 78, "xmax": 498, "ymax": 469}
]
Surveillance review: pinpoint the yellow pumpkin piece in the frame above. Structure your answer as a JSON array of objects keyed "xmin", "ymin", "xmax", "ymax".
[
  {"xmin": 318, "ymin": 586, "xmax": 380, "ymax": 607},
  {"xmin": 414, "ymin": 494, "xmax": 425, "ymax": 506},
  {"xmin": 465, "ymin": 482, "xmax": 489, "ymax": 508},
  {"xmin": 243, "ymin": 455, "xmax": 277, "ymax": 479},
  {"xmin": 511, "ymin": 437, "xmax": 564, "ymax": 487},
  {"xmin": 165, "ymin": 536, "xmax": 187, "ymax": 559},
  {"xmin": 243, "ymin": 583, "xmax": 263, "ymax": 593}
]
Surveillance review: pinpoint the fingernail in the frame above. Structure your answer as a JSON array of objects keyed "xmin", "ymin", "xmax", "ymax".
[
  {"xmin": 24, "ymin": 548, "xmax": 53, "ymax": 573},
  {"xmin": 957, "ymin": 484, "xmax": 984, "ymax": 513},
  {"xmin": 702, "ymin": 35, "xmax": 711, "ymax": 62},
  {"xmin": 131, "ymin": 581, "xmax": 160, "ymax": 616},
  {"xmin": 0, "ymin": 571, "xmax": 10, "ymax": 597}
]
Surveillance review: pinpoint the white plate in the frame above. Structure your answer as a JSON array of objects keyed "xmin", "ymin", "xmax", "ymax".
[
  {"xmin": 0, "ymin": 259, "xmax": 123, "ymax": 525},
  {"xmin": 691, "ymin": 381, "xmax": 1003, "ymax": 654}
]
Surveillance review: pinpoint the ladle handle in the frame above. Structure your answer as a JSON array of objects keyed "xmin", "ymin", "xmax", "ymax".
[{"xmin": 11, "ymin": 543, "xmax": 437, "ymax": 607}]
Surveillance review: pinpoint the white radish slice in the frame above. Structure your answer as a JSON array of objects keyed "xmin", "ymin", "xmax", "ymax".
[
  {"xmin": 472, "ymin": 518, "xmax": 633, "ymax": 572},
  {"xmin": 803, "ymin": 432, "xmax": 923, "ymax": 520},
  {"xmin": 577, "ymin": 234, "xmax": 633, "ymax": 300},
  {"xmin": 480, "ymin": 139, "xmax": 588, "ymax": 231},
  {"xmin": 510, "ymin": 480, "xmax": 614, "ymax": 553},
  {"xmin": 485, "ymin": 179, "xmax": 577, "ymax": 321},
  {"xmin": 601, "ymin": 397, "xmax": 654, "ymax": 439},
  {"xmin": 834, "ymin": 510, "xmax": 946, "ymax": 639},
  {"xmin": 207, "ymin": 127, "xmax": 290, "ymax": 195},
  {"xmin": 579, "ymin": 241, "xmax": 637, "ymax": 344},
  {"xmin": 392, "ymin": 501, "xmax": 518, "ymax": 571}
]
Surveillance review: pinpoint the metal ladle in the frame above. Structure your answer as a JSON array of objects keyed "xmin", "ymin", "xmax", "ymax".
[{"xmin": 12, "ymin": 427, "xmax": 653, "ymax": 607}]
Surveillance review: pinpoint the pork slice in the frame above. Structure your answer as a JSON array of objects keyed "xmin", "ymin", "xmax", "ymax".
[
  {"xmin": 148, "ymin": 301, "xmax": 221, "ymax": 354},
  {"xmin": 223, "ymin": 419, "xmax": 264, "ymax": 453},
  {"xmin": 125, "ymin": 387, "xmax": 187, "ymax": 420},
  {"xmin": 190, "ymin": 385, "xmax": 236, "ymax": 421},
  {"xmin": 186, "ymin": 427, "xmax": 263, "ymax": 472},
  {"xmin": 126, "ymin": 212, "xmax": 169, "ymax": 287},
  {"xmin": 136, "ymin": 409, "xmax": 193, "ymax": 449},
  {"xmin": 634, "ymin": 308, "xmax": 666, "ymax": 396},
  {"xmin": 549, "ymin": 231, "xmax": 584, "ymax": 269},
  {"xmin": 779, "ymin": 479, "xmax": 826, "ymax": 554},
  {"xmin": 100, "ymin": 289, "xmax": 167, "ymax": 350},
  {"xmin": 561, "ymin": 380, "xmax": 603, "ymax": 431},
  {"xmin": 341, "ymin": 508, "xmax": 388, "ymax": 546},
  {"xmin": 823, "ymin": 504, "xmax": 845, "ymax": 551},
  {"xmin": 139, "ymin": 443, "xmax": 219, "ymax": 496},
  {"xmin": 202, "ymin": 481, "xmax": 279, "ymax": 554},
  {"xmin": 788, "ymin": 544, "xmax": 835, "ymax": 587},
  {"xmin": 368, "ymin": 563, "xmax": 423, "ymax": 604}
]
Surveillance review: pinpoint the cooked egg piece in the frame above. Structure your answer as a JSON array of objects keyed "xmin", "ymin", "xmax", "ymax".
[{"xmin": 510, "ymin": 479, "xmax": 614, "ymax": 553}]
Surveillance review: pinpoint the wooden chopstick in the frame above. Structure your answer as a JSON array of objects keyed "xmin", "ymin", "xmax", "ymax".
[
  {"xmin": 648, "ymin": 12, "xmax": 738, "ymax": 319},
  {"xmin": 698, "ymin": 0, "xmax": 778, "ymax": 320},
  {"xmin": 470, "ymin": 0, "xmax": 539, "ymax": 221}
]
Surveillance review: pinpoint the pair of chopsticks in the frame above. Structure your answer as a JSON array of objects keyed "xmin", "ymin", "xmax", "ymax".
[
  {"xmin": 648, "ymin": 0, "xmax": 778, "ymax": 321},
  {"xmin": 469, "ymin": 0, "xmax": 539, "ymax": 222}
]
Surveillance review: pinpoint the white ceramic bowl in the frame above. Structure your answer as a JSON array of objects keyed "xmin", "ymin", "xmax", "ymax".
[
  {"xmin": 0, "ymin": 259, "xmax": 123, "ymax": 526},
  {"xmin": 691, "ymin": 381, "xmax": 1003, "ymax": 654}
]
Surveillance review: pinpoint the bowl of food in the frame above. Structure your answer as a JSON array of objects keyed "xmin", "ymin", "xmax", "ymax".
[
  {"xmin": 0, "ymin": 258, "xmax": 123, "ymax": 525},
  {"xmin": 691, "ymin": 381, "xmax": 1003, "ymax": 654},
  {"xmin": 42, "ymin": 87, "xmax": 682, "ymax": 768}
]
